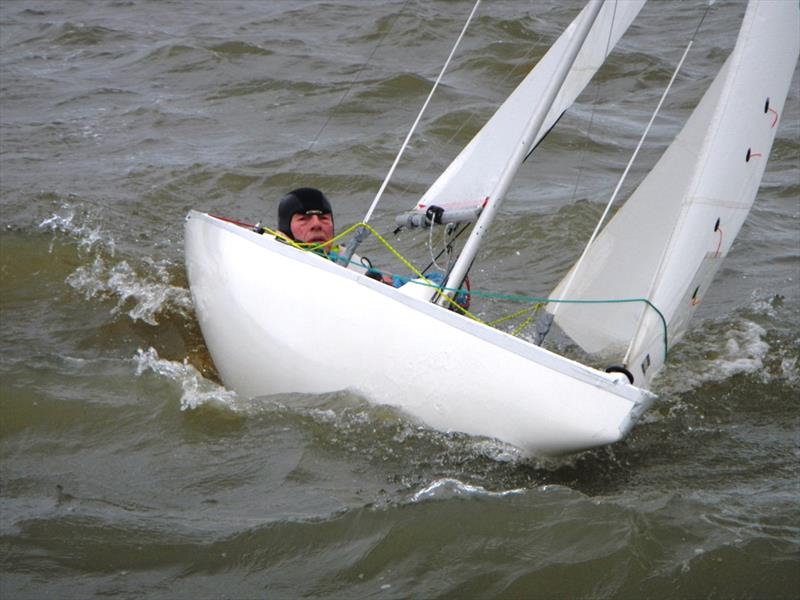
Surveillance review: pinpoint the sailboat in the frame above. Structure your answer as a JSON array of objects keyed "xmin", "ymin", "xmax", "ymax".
[{"xmin": 184, "ymin": 1, "xmax": 799, "ymax": 456}]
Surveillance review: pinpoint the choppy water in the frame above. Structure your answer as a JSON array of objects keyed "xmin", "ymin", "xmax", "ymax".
[{"xmin": 1, "ymin": 1, "xmax": 798, "ymax": 598}]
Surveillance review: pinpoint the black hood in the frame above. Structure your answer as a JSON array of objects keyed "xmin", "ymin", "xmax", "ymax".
[{"xmin": 277, "ymin": 188, "xmax": 332, "ymax": 239}]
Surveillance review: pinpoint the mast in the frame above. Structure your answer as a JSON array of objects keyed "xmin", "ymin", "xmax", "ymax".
[{"xmin": 440, "ymin": 0, "xmax": 605, "ymax": 304}]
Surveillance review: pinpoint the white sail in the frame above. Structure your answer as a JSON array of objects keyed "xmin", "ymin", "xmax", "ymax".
[
  {"xmin": 550, "ymin": 0, "xmax": 800, "ymax": 388},
  {"xmin": 408, "ymin": 0, "xmax": 645, "ymax": 219}
]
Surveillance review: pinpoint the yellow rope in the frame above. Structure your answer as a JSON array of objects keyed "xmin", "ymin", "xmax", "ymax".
[
  {"xmin": 345, "ymin": 223, "xmax": 487, "ymax": 324},
  {"xmin": 251, "ymin": 222, "xmax": 671, "ymax": 356},
  {"xmin": 260, "ymin": 222, "xmax": 366, "ymax": 253},
  {"xmin": 258, "ymin": 222, "xmax": 486, "ymax": 324},
  {"xmin": 511, "ymin": 304, "xmax": 541, "ymax": 337},
  {"xmin": 486, "ymin": 302, "xmax": 543, "ymax": 337},
  {"xmin": 488, "ymin": 303, "xmax": 538, "ymax": 327}
]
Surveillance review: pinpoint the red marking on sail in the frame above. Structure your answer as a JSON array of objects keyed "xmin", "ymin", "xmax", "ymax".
[{"xmin": 768, "ymin": 107, "xmax": 779, "ymax": 128}]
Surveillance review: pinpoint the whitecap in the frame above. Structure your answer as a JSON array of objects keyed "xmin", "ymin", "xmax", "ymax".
[
  {"xmin": 470, "ymin": 439, "xmax": 524, "ymax": 463},
  {"xmin": 39, "ymin": 202, "xmax": 191, "ymax": 326},
  {"xmin": 410, "ymin": 478, "xmax": 524, "ymax": 503},
  {"xmin": 67, "ymin": 256, "xmax": 192, "ymax": 325},
  {"xmin": 39, "ymin": 202, "xmax": 114, "ymax": 256},
  {"xmin": 657, "ymin": 319, "xmax": 770, "ymax": 394},
  {"xmin": 779, "ymin": 356, "xmax": 798, "ymax": 384},
  {"xmin": 133, "ymin": 347, "xmax": 237, "ymax": 410},
  {"xmin": 716, "ymin": 321, "xmax": 770, "ymax": 379}
]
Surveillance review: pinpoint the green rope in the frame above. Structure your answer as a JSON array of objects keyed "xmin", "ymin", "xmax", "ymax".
[
  {"xmin": 260, "ymin": 222, "xmax": 669, "ymax": 363},
  {"xmin": 397, "ymin": 277, "xmax": 670, "ymax": 362}
]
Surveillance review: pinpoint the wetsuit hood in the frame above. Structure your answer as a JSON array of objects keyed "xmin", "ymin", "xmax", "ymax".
[{"xmin": 277, "ymin": 188, "xmax": 333, "ymax": 240}]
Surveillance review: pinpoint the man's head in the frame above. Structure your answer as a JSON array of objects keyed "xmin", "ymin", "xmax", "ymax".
[{"xmin": 278, "ymin": 188, "xmax": 334, "ymax": 245}]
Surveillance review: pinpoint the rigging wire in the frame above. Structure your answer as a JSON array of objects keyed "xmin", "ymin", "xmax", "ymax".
[
  {"xmin": 428, "ymin": 218, "xmax": 445, "ymax": 271},
  {"xmin": 394, "ymin": 13, "xmax": 553, "ymax": 202},
  {"xmin": 302, "ymin": 1, "xmax": 412, "ymax": 158},
  {"xmin": 551, "ymin": 2, "xmax": 714, "ymax": 321},
  {"xmin": 421, "ymin": 222, "xmax": 470, "ymax": 274},
  {"xmin": 444, "ymin": 223, "xmax": 458, "ymax": 271},
  {"xmin": 427, "ymin": 219, "xmax": 458, "ymax": 273},
  {"xmin": 565, "ymin": 0, "xmax": 619, "ymax": 204},
  {"xmin": 340, "ymin": 0, "xmax": 482, "ymax": 266},
  {"xmin": 362, "ymin": 0, "xmax": 482, "ymax": 226}
]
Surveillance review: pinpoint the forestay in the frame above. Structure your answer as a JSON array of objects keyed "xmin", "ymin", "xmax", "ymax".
[
  {"xmin": 550, "ymin": 0, "xmax": 800, "ymax": 388},
  {"xmin": 401, "ymin": 0, "xmax": 645, "ymax": 224}
]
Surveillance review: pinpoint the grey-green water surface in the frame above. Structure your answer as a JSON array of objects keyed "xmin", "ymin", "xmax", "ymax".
[{"xmin": 1, "ymin": 1, "xmax": 798, "ymax": 598}]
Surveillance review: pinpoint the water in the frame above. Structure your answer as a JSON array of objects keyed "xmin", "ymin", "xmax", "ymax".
[{"xmin": 1, "ymin": 1, "xmax": 798, "ymax": 597}]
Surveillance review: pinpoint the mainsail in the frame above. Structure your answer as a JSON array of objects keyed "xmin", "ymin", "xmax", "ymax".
[
  {"xmin": 399, "ymin": 0, "xmax": 645, "ymax": 225},
  {"xmin": 550, "ymin": 0, "xmax": 800, "ymax": 388}
]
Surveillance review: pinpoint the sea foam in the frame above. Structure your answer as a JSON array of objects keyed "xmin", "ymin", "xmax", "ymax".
[
  {"xmin": 657, "ymin": 318, "xmax": 771, "ymax": 395},
  {"xmin": 67, "ymin": 256, "xmax": 192, "ymax": 325},
  {"xmin": 39, "ymin": 202, "xmax": 113, "ymax": 255},
  {"xmin": 134, "ymin": 347, "xmax": 237, "ymax": 410},
  {"xmin": 410, "ymin": 478, "xmax": 524, "ymax": 503},
  {"xmin": 41, "ymin": 203, "xmax": 191, "ymax": 325}
]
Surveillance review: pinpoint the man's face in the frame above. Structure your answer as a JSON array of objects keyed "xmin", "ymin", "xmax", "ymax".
[{"xmin": 290, "ymin": 212, "xmax": 334, "ymax": 247}]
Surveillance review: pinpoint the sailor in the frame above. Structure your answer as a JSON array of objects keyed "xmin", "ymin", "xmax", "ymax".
[
  {"xmin": 277, "ymin": 187, "xmax": 335, "ymax": 252},
  {"xmin": 276, "ymin": 188, "xmax": 470, "ymax": 309},
  {"xmin": 277, "ymin": 187, "xmax": 392, "ymax": 282}
]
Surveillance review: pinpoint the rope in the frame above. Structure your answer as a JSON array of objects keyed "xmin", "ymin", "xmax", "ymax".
[
  {"xmin": 443, "ymin": 284, "xmax": 670, "ymax": 362},
  {"xmin": 488, "ymin": 303, "xmax": 539, "ymax": 327},
  {"xmin": 258, "ymin": 221, "xmax": 486, "ymax": 322},
  {"xmin": 361, "ymin": 0, "xmax": 483, "ymax": 226},
  {"xmin": 511, "ymin": 306, "xmax": 541, "ymax": 337},
  {"xmin": 347, "ymin": 223, "xmax": 487, "ymax": 322},
  {"xmin": 553, "ymin": 33, "xmax": 696, "ymax": 317},
  {"xmin": 253, "ymin": 220, "xmax": 668, "ymax": 361}
]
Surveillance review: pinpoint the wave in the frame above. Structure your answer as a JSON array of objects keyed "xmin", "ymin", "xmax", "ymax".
[
  {"xmin": 656, "ymin": 319, "xmax": 767, "ymax": 397},
  {"xmin": 655, "ymin": 311, "xmax": 795, "ymax": 397},
  {"xmin": 39, "ymin": 203, "xmax": 113, "ymax": 256},
  {"xmin": 410, "ymin": 478, "xmax": 525, "ymax": 503},
  {"xmin": 207, "ymin": 40, "xmax": 272, "ymax": 58},
  {"xmin": 134, "ymin": 347, "xmax": 236, "ymax": 411},
  {"xmin": 40, "ymin": 202, "xmax": 192, "ymax": 326},
  {"xmin": 50, "ymin": 22, "xmax": 134, "ymax": 47},
  {"xmin": 67, "ymin": 256, "xmax": 192, "ymax": 326}
]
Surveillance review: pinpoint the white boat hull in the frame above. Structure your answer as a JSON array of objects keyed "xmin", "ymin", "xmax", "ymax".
[{"xmin": 185, "ymin": 211, "xmax": 656, "ymax": 456}]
